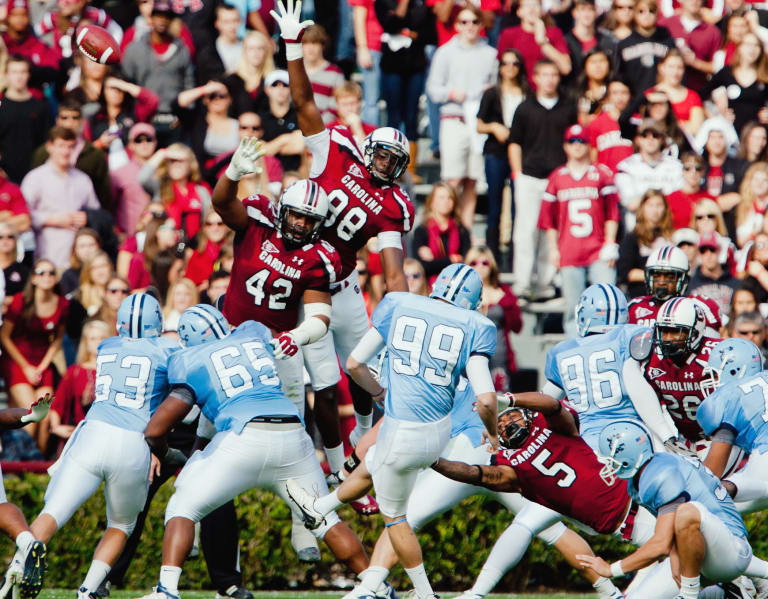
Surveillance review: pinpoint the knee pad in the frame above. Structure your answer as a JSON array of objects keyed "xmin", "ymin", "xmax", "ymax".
[
  {"xmin": 107, "ymin": 518, "xmax": 137, "ymax": 536},
  {"xmin": 536, "ymin": 521, "xmax": 567, "ymax": 545}
]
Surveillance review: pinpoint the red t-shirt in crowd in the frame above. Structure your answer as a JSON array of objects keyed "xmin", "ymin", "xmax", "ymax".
[
  {"xmin": 426, "ymin": 0, "xmax": 499, "ymax": 46},
  {"xmin": 659, "ymin": 16, "xmax": 721, "ymax": 91},
  {"xmin": 0, "ymin": 177, "xmax": 29, "ymax": 216},
  {"xmin": 665, "ymin": 188, "xmax": 713, "ymax": 229},
  {"xmin": 537, "ymin": 163, "xmax": 619, "ymax": 267},
  {"xmin": 648, "ymin": 86, "xmax": 702, "ymax": 122},
  {"xmin": 185, "ymin": 239, "xmax": 224, "ymax": 286},
  {"xmin": 347, "ymin": 0, "xmax": 383, "ymax": 51},
  {"xmin": 496, "ymin": 25, "xmax": 569, "ymax": 87},
  {"xmin": 587, "ymin": 113, "xmax": 634, "ymax": 174},
  {"xmin": 706, "ymin": 164, "xmax": 724, "ymax": 196}
]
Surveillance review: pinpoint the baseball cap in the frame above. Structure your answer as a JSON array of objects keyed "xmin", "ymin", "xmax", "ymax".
[
  {"xmin": 265, "ymin": 70, "xmax": 289, "ymax": 87},
  {"xmin": 638, "ymin": 118, "xmax": 664, "ymax": 135},
  {"xmin": 698, "ymin": 232, "xmax": 719, "ymax": 250},
  {"xmin": 563, "ymin": 124, "xmax": 587, "ymax": 142},
  {"xmin": 152, "ymin": 0, "xmax": 174, "ymax": 14},
  {"xmin": 673, "ymin": 228, "xmax": 699, "ymax": 247},
  {"xmin": 9, "ymin": 0, "xmax": 28, "ymax": 12},
  {"xmin": 128, "ymin": 122, "xmax": 156, "ymax": 142}
]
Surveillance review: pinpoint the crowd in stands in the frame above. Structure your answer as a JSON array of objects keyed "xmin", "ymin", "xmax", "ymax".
[{"xmin": 4, "ymin": 0, "xmax": 768, "ymax": 460}]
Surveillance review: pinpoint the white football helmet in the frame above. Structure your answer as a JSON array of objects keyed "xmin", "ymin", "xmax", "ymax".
[
  {"xmin": 644, "ymin": 245, "xmax": 690, "ymax": 301},
  {"xmin": 654, "ymin": 297, "xmax": 705, "ymax": 359},
  {"xmin": 277, "ymin": 180, "xmax": 329, "ymax": 246},
  {"xmin": 362, "ymin": 127, "xmax": 410, "ymax": 183}
]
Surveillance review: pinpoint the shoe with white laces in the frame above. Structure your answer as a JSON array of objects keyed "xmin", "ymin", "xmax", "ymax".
[
  {"xmin": 753, "ymin": 575, "xmax": 768, "ymax": 599},
  {"xmin": 285, "ymin": 479, "xmax": 325, "ymax": 530},
  {"xmin": 134, "ymin": 584, "xmax": 180, "ymax": 599},
  {"xmin": 326, "ymin": 470, "xmax": 346, "ymax": 487},
  {"xmin": 297, "ymin": 547, "xmax": 321, "ymax": 563},
  {"xmin": 0, "ymin": 559, "xmax": 24, "ymax": 599},
  {"xmin": 18, "ymin": 542, "xmax": 45, "ymax": 599},
  {"xmin": 375, "ymin": 582, "xmax": 398, "ymax": 599}
]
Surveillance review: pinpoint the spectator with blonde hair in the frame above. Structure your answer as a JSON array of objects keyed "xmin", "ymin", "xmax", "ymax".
[
  {"xmin": 226, "ymin": 31, "xmax": 275, "ymax": 114},
  {"xmin": 328, "ymin": 81, "xmax": 376, "ymax": 145},
  {"xmin": 736, "ymin": 161, "xmax": 768, "ymax": 246},
  {"xmin": 404, "ymin": 258, "xmax": 429, "ymax": 296},
  {"xmin": 163, "ymin": 278, "xmax": 199, "ymax": 333},
  {"xmin": 413, "ymin": 182, "xmax": 472, "ymax": 280},
  {"xmin": 59, "ymin": 228, "xmax": 101, "ymax": 296},
  {"xmin": 465, "ymin": 246, "xmax": 522, "ymax": 390}
]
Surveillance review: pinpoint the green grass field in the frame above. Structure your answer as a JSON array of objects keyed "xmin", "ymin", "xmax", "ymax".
[{"xmin": 38, "ymin": 591, "xmax": 595, "ymax": 599}]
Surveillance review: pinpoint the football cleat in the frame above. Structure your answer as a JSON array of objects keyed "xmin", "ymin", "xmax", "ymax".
[
  {"xmin": 18, "ymin": 541, "xmax": 45, "ymax": 599},
  {"xmin": 135, "ymin": 584, "xmax": 180, "ymax": 599},
  {"xmin": 340, "ymin": 585, "xmax": 378, "ymax": 599},
  {"xmin": 285, "ymin": 479, "xmax": 325, "ymax": 529},
  {"xmin": 215, "ymin": 586, "xmax": 253, "ymax": 599},
  {"xmin": 376, "ymin": 582, "xmax": 398, "ymax": 599},
  {"xmin": 350, "ymin": 494, "xmax": 380, "ymax": 516},
  {"xmin": 297, "ymin": 547, "xmax": 321, "ymax": 563},
  {"xmin": 92, "ymin": 582, "xmax": 110, "ymax": 598},
  {"xmin": 721, "ymin": 577, "xmax": 756, "ymax": 599}
]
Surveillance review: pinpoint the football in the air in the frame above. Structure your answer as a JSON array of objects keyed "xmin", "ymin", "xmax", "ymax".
[{"xmin": 75, "ymin": 24, "xmax": 120, "ymax": 65}]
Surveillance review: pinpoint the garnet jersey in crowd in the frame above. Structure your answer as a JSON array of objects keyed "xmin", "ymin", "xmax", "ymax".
[
  {"xmin": 587, "ymin": 113, "xmax": 634, "ymax": 174},
  {"xmin": 306, "ymin": 126, "xmax": 415, "ymax": 279},
  {"xmin": 643, "ymin": 336, "xmax": 720, "ymax": 442},
  {"xmin": 537, "ymin": 163, "xmax": 619, "ymax": 267},
  {"xmin": 628, "ymin": 295, "xmax": 722, "ymax": 332},
  {"xmin": 492, "ymin": 412, "xmax": 630, "ymax": 534},
  {"xmin": 222, "ymin": 194, "xmax": 341, "ymax": 331}
]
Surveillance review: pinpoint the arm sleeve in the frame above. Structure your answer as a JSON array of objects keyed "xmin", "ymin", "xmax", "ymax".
[
  {"xmin": 169, "ymin": 385, "xmax": 195, "ymax": 405},
  {"xmin": 622, "ymin": 359, "xmax": 678, "ymax": 442},
  {"xmin": 711, "ymin": 426, "xmax": 736, "ymax": 444},
  {"xmin": 544, "ymin": 347, "xmax": 564, "ymax": 388},
  {"xmin": 657, "ymin": 494, "xmax": 688, "ymax": 516},
  {"xmin": 466, "ymin": 354, "xmax": 495, "ymax": 396},
  {"xmin": 541, "ymin": 380, "xmax": 566, "ymax": 401},
  {"xmin": 470, "ymin": 319, "xmax": 497, "ymax": 358},
  {"xmin": 349, "ymin": 327, "xmax": 386, "ymax": 364},
  {"xmin": 305, "ymin": 128, "xmax": 331, "ymax": 178}
]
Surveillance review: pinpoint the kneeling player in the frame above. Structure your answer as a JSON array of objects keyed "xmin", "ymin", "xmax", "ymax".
[{"xmin": 140, "ymin": 305, "xmax": 369, "ymax": 599}]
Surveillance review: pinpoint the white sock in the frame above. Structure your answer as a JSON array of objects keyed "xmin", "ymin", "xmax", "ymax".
[
  {"xmin": 14, "ymin": 531, "xmax": 33, "ymax": 556},
  {"xmin": 315, "ymin": 489, "xmax": 343, "ymax": 516},
  {"xmin": 593, "ymin": 576, "xmax": 621, "ymax": 598},
  {"xmin": 472, "ymin": 523, "xmax": 533, "ymax": 595},
  {"xmin": 354, "ymin": 410, "xmax": 372, "ymax": 431},
  {"xmin": 324, "ymin": 444, "xmax": 346, "ymax": 474},
  {"xmin": 359, "ymin": 566, "xmax": 389, "ymax": 593},
  {"xmin": 680, "ymin": 575, "xmax": 700, "ymax": 599},
  {"xmin": 404, "ymin": 564, "xmax": 432, "ymax": 598},
  {"xmin": 159, "ymin": 565, "xmax": 182, "ymax": 594},
  {"xmin": 747, "ymin": 555, "xmax": 768, "ymax": 578},
  {"xmin": 81, "ymin": 560, "xmax": 111, "ymax": 594}
]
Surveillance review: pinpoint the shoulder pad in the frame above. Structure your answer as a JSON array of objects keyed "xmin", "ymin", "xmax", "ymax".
[{"xmin": 629, "ymin": 328, "xmax": 654, "ymax": 361}]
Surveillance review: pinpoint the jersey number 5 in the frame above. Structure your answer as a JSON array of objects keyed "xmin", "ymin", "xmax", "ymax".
[{"xmin": 531, "ymin": 449, "xmax": 576, "ymax": 488}]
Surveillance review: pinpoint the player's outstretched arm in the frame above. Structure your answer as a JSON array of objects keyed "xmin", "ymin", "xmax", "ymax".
[
  {"xmin": 502, "ymin": 392, "xmax": 579, "ymax": 436},
  {"xmin": 577, "ymin": 511, "xmax": 675, "ymax": 578},
  {"xmin": 432, "ymin": 459, "xmax": 519, "ymax": 492},
  {"xmin": 270, "ymin": 0, "xmax": 325, "ymax": 136},
  {"xmin": 144, "ymin": 393, "xmax": 194, "ymax": 458},
  {"xmin": 0, "ymin": 393, "xmax": 52, "ymax": 430},
  {"xmin": 346, "ymin": 328, "xmax": 387, "ymax": 398},
  {"xmin": 380, "ymin": 247, "xmax": 408, "ymax": 293},
  {"xmin": 212, "ymin": 138, "xmax": 266, "ymax": 232},
  {"xmin": 702, "ymin": 440, "xmax": 734, "ymax": 479},
  {"xmin": 623, "ymin": 359, "xmax": 678, "ymax": 444}
]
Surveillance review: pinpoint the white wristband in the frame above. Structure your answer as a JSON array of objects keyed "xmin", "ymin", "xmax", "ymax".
[
  {"xmin": 290, "ymin": 315, "xmax": 328, "ymax": 346},
  {"xmin": 285, "ymin": 42, "xmax": 303, "ymax": 61},
  {"xmin": 610, "ymin": 561, "xmax": 624, "ymax": 578}
]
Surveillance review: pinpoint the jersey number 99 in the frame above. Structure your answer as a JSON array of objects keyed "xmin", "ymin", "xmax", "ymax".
[{"xmin": 391, "ymin": 316, "xmax": 464, "ymax": 386}]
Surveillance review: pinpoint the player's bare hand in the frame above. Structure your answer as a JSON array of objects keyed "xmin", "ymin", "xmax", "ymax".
[
  {"xmin": 149, "ymin": 454, "xmax": 162, "ymax": 483},
  {"xmin": 225, "ymin": 137, "xmax": 265, "ymax": 181},
  {"xmin": 482, "ymin": 430, "xmax": 500, "ymax": 451},
  {"xmin": 575, "ymin": 554, "xmax": 612, "ymax": 578},
  {"xmin": 21, "ymin": 393, "xmax": 52, "ymax": 423},
  {"xmin": 270, "ymin": 0, "xmax": 314, "ymax": 42},
  {"xmin": 270, "ymin": 332, "xmax": 299, "ymax": 359},
  {"xmin": 22, "ymin": 364, "xmax": 41, "ymax": 386}
]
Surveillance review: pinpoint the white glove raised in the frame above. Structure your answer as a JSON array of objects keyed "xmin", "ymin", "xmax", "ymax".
[
  {"xmin": 21, "ymin": 393, "xmax": 52, "ymax": 423},
  {"xmin": 225, "ymin": 137, "xmax": 265, "ymax": 181},
  {"xmin": 270, "ymin": 0, "xmax": 314, "ymax": 43}
]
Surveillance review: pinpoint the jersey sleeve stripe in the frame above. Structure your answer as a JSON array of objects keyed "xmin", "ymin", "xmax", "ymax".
[
  {"xmin": 318, "ymin": 249, "xmax": 337, "ymax": 284},
  {"xmin": 247, "ymin": 205, "xmax": 275, "ymax": 228},
  {"xmin": 391, "ymin": 189, "xmax": 412, "ymax": 231},
  {"xmin": 330, "ymin": 128, "xmax": 365, "ymax": 163}
]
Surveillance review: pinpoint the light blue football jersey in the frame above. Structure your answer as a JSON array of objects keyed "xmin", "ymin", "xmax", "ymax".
[
  {"xmin": 629, "ymin": 452, "xmax": 747, "ymax": 539},
  {"xmin": 371, "ymin": 292, "xmax": 496, "ymax": 423},
  {"xmin": 167, "ymin": 321, "xmax": 295, "ymax": 434},
  {"xmin": 545, "ymin": 324, "xmax": 651, "ymax": 448},
  {"xmin": 87, "ymin": 336, "xmax": 180, "ymax": 433},
  {"xmin": 449, "ymin": 378, "xmax": 485, "ymax": 446},
  {"xmin": 698, "ymin": 372, "xmax": 768, "ymax": 454}
]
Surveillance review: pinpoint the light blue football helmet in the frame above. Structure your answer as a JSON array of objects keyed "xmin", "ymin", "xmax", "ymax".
[
  {"xmin": 574, "ymin": 283, "xmax": 628, "ymax": 337},
  {"xmin": 177, "ymin": 304, "xmax": 230, "ymax": 347},
  {"xmin": 701, "ymin": 338, "xmax": 763, "ymax": 396},
  {"xmin": 116, "ymin": 293, "xmax": 163, "ymax": 338},
  {"xmin": 598, "ymin": 420, "xmax": 654, "ymax": 482},
  {"xmin": 430, "ymin": 263, "xmax": 483, "ymax": 311}
]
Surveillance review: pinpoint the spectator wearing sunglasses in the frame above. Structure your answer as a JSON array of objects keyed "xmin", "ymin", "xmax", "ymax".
[
  {"xmin": 403, "ymin": 257, "xmax": 429, "ymax": 297},
  {"xmin": 690, "ymin": 198, "xmax": 735, "ymax": 269},
  {"xmin": 727, "ymin": 311, "xmax": 768, "ymax": 359},
  {"xmin": 92, "ymin": 276, "xmax": 131, "ymax": 334},
  {"xmin": 257, "ymin": 70, "xmax": 304, "ymax": 173},
  {"xmin": 0, "ymin": 258, "xmax": 68, "ymax": 450},
  {"xmin": 185, "ymin": 211, "xmax": 234, "ymax": 289},
  {"xmin": 666, "ymin": 152, "xmax": 714, "ymax": 229},
  {"xmin": 111, "ymin": 123, "xmax": 157, "ymax": 237},
  {"xmin": 465, "ymin": 246, "xmax": 522, "ymax": 391},
  {"xmin": 614, "ymin": 118, "xmax": 684, "ymax": 231},
  {"xmin": 688, "ymin": 231, "xmax": 740, "ymax": 314},
  {"xmin": 735, "ymin": 162, "xmax": 768, "ymax": 246},
  {"xmin": 539, "ymin": 124, "xmax": 620, "ymax": 336}
]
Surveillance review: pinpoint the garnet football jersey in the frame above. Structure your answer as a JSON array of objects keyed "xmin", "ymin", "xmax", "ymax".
[
  {"xmin": 305, "ymin": 126, "xmax": 415, "ymax": 279},
  {"xmin": 587, "ymin": 113, "xmax": 634, "ymax": 174},
  {"xmin": 222, "ymin": 194, "xmax": 341, "ymax": 332},
  {"xmin": 492, "ymin": 413, "xmax": 630, "ymax": 534},
  {"xmin": 644, "ymin": 336, "xmax": 721, "ymax": 442},
  {"xmin": 537, "ymin": 164, "xmax": 619, "ymax": 267},
  {"xmin": 628, "ymin": 294, "xmax": 722, "ymax": 332}
]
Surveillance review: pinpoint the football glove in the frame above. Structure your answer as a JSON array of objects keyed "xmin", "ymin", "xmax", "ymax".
[
  {"xmin": 270, "ymin": 0, "xmax": 314, "ymax": 43},
  {"xmin": 225, "ymin": 137, "xmax": 265, "ymax": 181},
  {"xmin": 21, "ymin": 393, "xmax": 52, "ymax": 423},
  {"xmin": 270, "ymin": 332, "xmax": 299, "ymax": 360}
]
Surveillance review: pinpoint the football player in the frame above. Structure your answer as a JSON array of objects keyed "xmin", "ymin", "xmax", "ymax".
[
  {"xmin": 140, "ymin": 305, "xmax": 370, "ymax": 599},
  {"xmin": 0, "ymin": 395, "xmax": 52, "ymax": 599},
  {"xmin": 25, "ymin": 294, "xmax": 179, "ymax": 599},
  {"xmin": 428, "ymin": 393, "xmax": 656, "ymax": 597},
  {"xmin": 643, "ymin": 297, "xmax": 730, "ymax": 463},
  {"xmin": 287, "ymin": 264, "xmax": 498, "ymax": 599},
  {"xmin": 270, "ymin": 0, "xmax": 417, "ymax": 471},
  {"xmin": 544, "ymin": 283, "xmax": 680, "ymax": 451},
  {"xmin": 578, "ymin": 420, "xmax": 768, "ymax": 599},
  {"xmin": 627, "ymin": 245, "xmax": 721, "ymax": 334}
]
